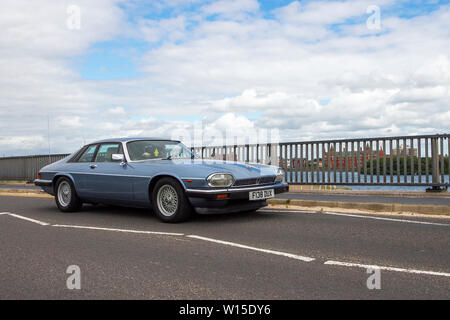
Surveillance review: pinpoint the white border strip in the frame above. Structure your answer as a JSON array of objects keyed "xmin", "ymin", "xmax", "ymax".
[
  {"xmin": 259, "ymin": 209, "xmax": 317, "ymax": 214},
  {"xmin": 324, "ymin": 260, "xmax": 450, "ymax": 277},
  {"xmin": 187, "ymin": 235, "xmax": 315, "ymax": 262},
  {"xmin": 52, "ymin": 224, "xmax": 184, "ymax": 236},
  {"xmin": 322, "ymin": 211, "xmax": 450, "ymax": 226}
]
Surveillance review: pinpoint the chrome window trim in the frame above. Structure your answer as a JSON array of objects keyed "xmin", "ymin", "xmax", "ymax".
[{"xmin": 123, "ymin": 139, "xmax": 191, "ymax": 163}]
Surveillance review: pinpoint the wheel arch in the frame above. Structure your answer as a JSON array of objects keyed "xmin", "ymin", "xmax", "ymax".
[
  {"xmin": 52, "ymin": 173, "xmax": 76, "ymax": 194},
  {"xmin": 148, "ymin": 174, "xmax": 186, "ymax": 201}
]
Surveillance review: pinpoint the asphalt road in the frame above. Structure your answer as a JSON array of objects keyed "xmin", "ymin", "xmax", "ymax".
[{"xmin": 0, "ymin": 195, "xmax": 449, "ymax": 299}]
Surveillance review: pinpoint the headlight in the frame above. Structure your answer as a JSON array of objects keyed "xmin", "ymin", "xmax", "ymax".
[
  {"xmin": 207, "ymin": 173, "xmax": 235, "ymax": 187},
  {"xmin": 275, "ymin": 168, "xmax": 285, "ymax": 182}
]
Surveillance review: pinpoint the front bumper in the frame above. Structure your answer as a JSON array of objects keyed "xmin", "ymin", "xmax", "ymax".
[
  {"xmin": 186, "ymin": 183, "xmax": 289, "ymax": 214},
  {"xmin": 185, "ymin": 182, "xmax": 289, "ymax": 200}
]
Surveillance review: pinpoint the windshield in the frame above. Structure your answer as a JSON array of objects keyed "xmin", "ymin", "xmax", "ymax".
[{"xmin": 126, "ymin": 140, "xmax": 194, "ymax": 161}]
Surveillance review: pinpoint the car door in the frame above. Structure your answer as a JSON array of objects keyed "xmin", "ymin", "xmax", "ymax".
[
  {"xmin": 68, "ymin": 144, "xmax": 99, "ymax": 197},
  {"xmin": 83, "ymin": 143, "xmax": 134, "ymax": 202}
]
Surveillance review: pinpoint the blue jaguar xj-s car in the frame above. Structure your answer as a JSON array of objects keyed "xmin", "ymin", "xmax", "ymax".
[{"xmin": 34, "ymin": 138, "xmax": 289, "ymax": 222}]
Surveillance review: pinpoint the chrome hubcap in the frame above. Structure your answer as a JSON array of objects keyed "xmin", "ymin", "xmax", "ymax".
[
  {"xmin": 156, "ymin": 185, "xmax": 178, "ymax": 217},
  {"xmin": 58, "ymin": 181, "xmax": 71, "ymax": 207}
]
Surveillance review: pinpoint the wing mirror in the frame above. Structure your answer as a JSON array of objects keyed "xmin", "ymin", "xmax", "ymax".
[{"xmin": 112, "ymin": 154, "xmax": 126, "ymax": 166}]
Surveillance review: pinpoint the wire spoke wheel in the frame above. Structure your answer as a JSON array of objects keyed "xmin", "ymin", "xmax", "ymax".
[
  {"xmin": 156, "ymin": 184, "xmax": 179, "ymax": 217},
  {"xmin": 57, "ymin": 181, "xmax": 72, "ymax": 207}
]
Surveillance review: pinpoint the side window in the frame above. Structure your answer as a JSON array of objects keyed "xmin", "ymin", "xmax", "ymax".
[
  {"xmin": 94, "ymin": 143, "xmax": 123, "ymax": 163},
  {"xmin": 78, "ymin": 145, "xmax": 98, "ymax": 163}
]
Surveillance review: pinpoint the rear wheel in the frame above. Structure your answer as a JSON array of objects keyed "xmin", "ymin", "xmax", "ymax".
[
  {"xmin": 55, "ymin": 177, "xmax": 82, "ymax": 212},
  {"xmin": 152, "ymin": 178, "xmax": 192, "ymax": 223}
]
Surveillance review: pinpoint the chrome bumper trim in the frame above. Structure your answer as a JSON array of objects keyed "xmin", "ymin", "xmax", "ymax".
[
  {"xmin": 34, "ymin": 179, "xmax": 53, "ymax": 187},
  {"xmin": 186, "ymin": 183, "xmax": 288, "ymax": 194}
]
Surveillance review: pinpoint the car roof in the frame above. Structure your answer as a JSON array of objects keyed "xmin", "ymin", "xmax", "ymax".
[{"xmin": 91, "ymin": 137, "xmax": 180, "ymax": 144}]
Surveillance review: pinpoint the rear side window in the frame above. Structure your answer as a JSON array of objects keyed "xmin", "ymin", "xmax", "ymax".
[
  {"xmin": 94, "ymin": 143, "xmax": 123, "ymax": 162},
  {"xmin": 77, "ymin": 145, "xmax": 98, "ymax": 162}
]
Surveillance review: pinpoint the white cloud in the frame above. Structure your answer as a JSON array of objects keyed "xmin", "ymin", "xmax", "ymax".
[
  {"xmin": 202, "ymin": 0, "xmax": 259, "ymax": 18},
  {"xmin": 0, "ymin": 135, "xmax": 46, "ymax": 154},
  {"xmin": 55, "ymin": 116, "xmax": 83, "ymax": 128},
  {"xmin": 107, "ymin": 106, "xmax": 126, "ymax": 115},
  {"xmin": 0, "ymin": 1, "xmax": 449, "ymax": 155}
]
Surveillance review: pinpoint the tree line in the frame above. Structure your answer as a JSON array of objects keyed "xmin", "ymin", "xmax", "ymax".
[{"xmin": 359, "ymin": 156, "xmax": 449, "ymax": 175}]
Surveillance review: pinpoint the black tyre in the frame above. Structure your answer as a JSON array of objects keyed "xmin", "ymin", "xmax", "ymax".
[
  {"xmin": 152, "ymin": 177, "xmax": 192, "ymax": 223},
  {"xmin": 55, "ymin": 177, "xmax": 82, "ymax": 212}
]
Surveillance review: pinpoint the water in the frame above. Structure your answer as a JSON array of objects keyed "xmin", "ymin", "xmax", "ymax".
[{"xmin": 286, "ymin": 172, "xmax": 449, "ymax": 191}]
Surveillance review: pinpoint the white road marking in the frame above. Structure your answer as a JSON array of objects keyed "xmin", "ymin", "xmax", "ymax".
[
  {"xmin": 261, "ymin": 209, "xmax": 450, "ymax": 226},
  {"xmin": 187, "ymin": 235, "xmax": 315, "ymax": 262},
  {"xmin": 1, "ymin": 212, "xmax": 50, "ymax": 226},
  {"xmin": 259, "ymin": 209, "xmax": 317, "ymax": 214},
  {"xmin": 322, "ymin": 211, "xmax": 450, "ymax": 226},
  {"xmin": 324, "ymin": 260, "xmax": 450, "ymax": 278},
  {"xmin": 2, "ymin": 212, "xmax": 449, "ymax": 279},
  {"xmin": 52, "ymin": 224, "xmax": 184, "ymax": 236}
]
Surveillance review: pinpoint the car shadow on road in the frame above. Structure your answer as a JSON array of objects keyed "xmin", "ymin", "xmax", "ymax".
[{"xmin": 69, "ymin": 204, "xmax": 283, "ymax": 225}]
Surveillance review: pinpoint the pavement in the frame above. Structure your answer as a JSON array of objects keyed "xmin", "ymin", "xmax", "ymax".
[
  {"xmin": 0, "ymin": 195, "xmax": 449, "ymax": 299},
  {"xmin": 277, "ymin": 193, "xmax": 450, "ymax": 206},
  {"xmin": 0, "ymin": 184, "xmax": 39, "ymax": 190}
]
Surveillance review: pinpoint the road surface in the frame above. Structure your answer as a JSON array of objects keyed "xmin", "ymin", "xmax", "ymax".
[{"xmin": 0, "ymin": 196, "xmax": 449, "ymax": 299}]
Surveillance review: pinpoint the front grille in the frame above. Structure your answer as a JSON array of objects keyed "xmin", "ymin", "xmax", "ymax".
[{"xmin": 233, "ymin": 176, "xmax": 276, "ymax": 187}]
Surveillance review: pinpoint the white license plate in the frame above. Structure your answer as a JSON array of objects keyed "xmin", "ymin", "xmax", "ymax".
[{"xmin": 249, "ymin": 189, "xmax": 275, "ymax": 201}]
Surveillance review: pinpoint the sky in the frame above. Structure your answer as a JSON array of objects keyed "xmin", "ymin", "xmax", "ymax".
[{"xmin": 0, "ymin": 0, "xmax": 449, "ymax": 156}]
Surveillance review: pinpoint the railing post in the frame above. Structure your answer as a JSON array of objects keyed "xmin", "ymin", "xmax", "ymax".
[
  {"xmin": 427, "ymin": 137, "xmax": 444, "ymax": 192},
  {"xmin": 245, "ymin": 144, "xmax": 249, "ymax": 163},
  {"xmin": 432, "ymin": 138, "xmax": 439, "ymax": 184}
]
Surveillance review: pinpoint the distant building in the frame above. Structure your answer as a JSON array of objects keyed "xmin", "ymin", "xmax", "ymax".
[
  {"xmin": 279, "ymin": 144, "xmax": 387, "ymax": 171},
  {"xmin": 391, "ymin": 145, "xmax": 418, "ymax": 157},
  {"xmin": 323, "ymin": 143, "xmax": 384, "ymax": 170}
]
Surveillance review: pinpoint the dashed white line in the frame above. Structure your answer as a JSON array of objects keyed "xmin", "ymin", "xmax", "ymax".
[
  {"xmin": 324, "ymin": 260, "xmax": 450, "ymax": 278},
  {"xmin": 187, "ymin": 235, "xmax": 315, "ymax": 262},
  {"xmin": 259, "ymin": 209, "xmax": 317, "ymax": 214},
  {"xmin": 261, "ymin": 209, "xmax": 450, "ymax": 226},
  {"xmin": 52, "ymin": 224, "xmax": 184, "ymax": 236},
  {"xmin": 322, "ymin": 211, "xmax": 450, "ymax": 226},
  {"xmin": 1, "ymin": 212, "xmax": 50, "ymax": 226},
  {"xmin": 2, "ymin": 212, "xmax": 450, "ymax": 278}
]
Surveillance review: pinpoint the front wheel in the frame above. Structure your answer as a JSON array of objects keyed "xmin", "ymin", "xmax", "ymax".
[
  {"xmin": 152, "ymin": 178, "xmax": 192, "ymax": 223},
  {"xmin": 55, "ymin": 177, "xmax": 82, "ymax": 212}
]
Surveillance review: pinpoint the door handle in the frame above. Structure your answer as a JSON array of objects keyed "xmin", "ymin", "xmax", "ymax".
[{"xmin": 90, "ymin": 164, "xmax": 97, "ymax": 169}]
